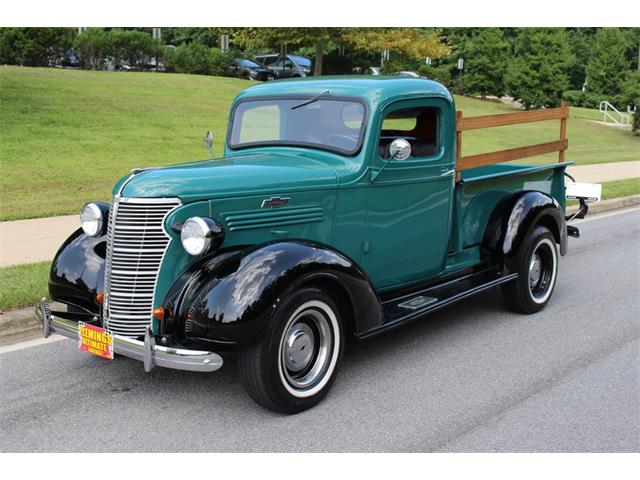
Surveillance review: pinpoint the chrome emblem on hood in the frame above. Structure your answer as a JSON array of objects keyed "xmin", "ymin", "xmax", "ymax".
[{"xmin": 261, "ymin": 196, "xmax": 290, "ymax": 208}]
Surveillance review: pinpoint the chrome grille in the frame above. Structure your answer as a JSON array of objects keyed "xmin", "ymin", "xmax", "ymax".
[{"xmin": 103, "ymin": 197, "xmax": 181, "ymax": 337}]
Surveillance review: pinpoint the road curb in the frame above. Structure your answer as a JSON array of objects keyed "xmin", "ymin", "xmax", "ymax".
[
  {"xmin": 1, "ymin": 195, "xmax": 639, "ymax": 347},
  {"xmin": 0, "ymin": 305, "xmax": 41, "ymax": 346}
]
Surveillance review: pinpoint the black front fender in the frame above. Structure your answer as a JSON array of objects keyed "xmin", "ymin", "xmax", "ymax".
[
  {"xmin": 49, "ymin": 228, "xmax": 106, "ymax": 314},
  {"xmin": 162, "ymin": 241, "xmax": 382, "ymax": 345}
]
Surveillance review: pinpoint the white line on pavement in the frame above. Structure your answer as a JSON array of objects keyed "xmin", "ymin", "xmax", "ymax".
[{"xmin": 0, "ymin": 334, "xmax": 66, "ymax": 354}]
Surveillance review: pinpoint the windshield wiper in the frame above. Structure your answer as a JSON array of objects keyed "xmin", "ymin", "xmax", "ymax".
[{"xmin": 291, "ymin": 90, "xmax": 330, "ymax": 110}]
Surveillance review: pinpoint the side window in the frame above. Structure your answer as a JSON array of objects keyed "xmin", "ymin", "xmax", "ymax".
[{"xmin": 379, "ymin": 106, "xmax": 439, "ymax": 160}]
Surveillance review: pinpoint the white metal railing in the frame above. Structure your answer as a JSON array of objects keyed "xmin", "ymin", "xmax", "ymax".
[{"xmin": 599, "ymin": 100, "xmax": 630, "ymax": 127}]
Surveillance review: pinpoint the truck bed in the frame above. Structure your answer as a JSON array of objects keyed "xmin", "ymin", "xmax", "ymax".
[{"xmin": 446, "ymin": 162, "xmax": 570, "ymax": 272}]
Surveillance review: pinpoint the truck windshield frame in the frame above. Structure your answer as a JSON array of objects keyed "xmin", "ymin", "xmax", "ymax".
[{"xmin": 227, "ymin": 95, "xmax": 369, "ymax": 156}]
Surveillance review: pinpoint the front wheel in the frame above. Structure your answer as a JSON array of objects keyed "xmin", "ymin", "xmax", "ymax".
[
  {"xmin": 238, "ymin": 287, "xmax": 344, "ymax": 413},
  {"xmin": 501, "ymin": 225, "xmax": 559, "ymax": 314}
]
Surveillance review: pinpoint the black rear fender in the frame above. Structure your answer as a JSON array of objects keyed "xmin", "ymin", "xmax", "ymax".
[{"xmin": 483, "ymin": 191, "xmax": 568, "ymax": 268}]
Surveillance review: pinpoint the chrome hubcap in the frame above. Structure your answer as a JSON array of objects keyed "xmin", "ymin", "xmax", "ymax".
[
  {"xmin": 284, "ymin": 323, "xmax": 315, "ymax": 372},
  {"xmin": 529, "ymin": 253, "xmax": 542, "ymax": 287},
  {"xmin": 280, "ymin": 307, "xmax": 333, "ymax": 392},
  {"xmin": 527, "ymin": 238, "xmax": 558, "ymax": 304}
]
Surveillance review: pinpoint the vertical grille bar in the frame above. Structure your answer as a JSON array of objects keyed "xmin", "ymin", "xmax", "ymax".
[{"xmin": 103, "ymin": 197, "xmax": 181, "ymax": 337}]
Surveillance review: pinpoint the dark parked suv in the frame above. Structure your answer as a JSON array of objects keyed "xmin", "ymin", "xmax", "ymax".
[
  {"xmin": 254, "ymin": 54, "xmax": 312, "ymax": 78},
  {"xmin": 229, "ymin": 58, "xmax": 275, "ymax": 81}
]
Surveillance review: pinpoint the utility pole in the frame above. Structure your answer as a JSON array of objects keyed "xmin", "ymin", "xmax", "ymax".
[
  {"xmin": 381, "ymin": 49, "xmax": 389, "ymax": 68},
  {"xmin": 457, "ymin": 58, "xmax": 464, "ymax": 94},
  {"xmin": 280, "ymin": 44, "xmax": 288, "ymax": 75},
  {"xmin": 152, "ymin": 28, "xmax": 162, "ymax": 72},
  {"xmin": 221, "ymin": 34, "xmax": 229, "ymax": 53}
]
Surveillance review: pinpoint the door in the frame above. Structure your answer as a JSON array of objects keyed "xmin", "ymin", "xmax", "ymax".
[{"xmin": 362, "ymin": 98, "xmax": 455, "ymax": 290}]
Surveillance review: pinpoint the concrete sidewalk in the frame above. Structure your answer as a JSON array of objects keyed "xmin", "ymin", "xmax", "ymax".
[
  {"xmin": 0, "ymin": 214, "xmax": 77, "ymax": 267},
  {"xmin": 567, "ymin": 160, "xmax": 640, "ymax": 183},
  {"xmin": 0, "ymin": 161, "xmax": 638, "ymax": 268}
]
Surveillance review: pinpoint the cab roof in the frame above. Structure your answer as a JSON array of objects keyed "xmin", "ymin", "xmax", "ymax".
[{"xmin": 233, "ymin": 76, "xmax": 453, "ymax": 110}]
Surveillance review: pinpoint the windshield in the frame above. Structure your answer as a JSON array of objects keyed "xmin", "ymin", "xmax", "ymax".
[
  {"xmin": 239, "ymin": 59, "xmax": 262, "ymax": 68},
  {"xmin": 228, "ymin": 97, "xmax": 368, "ymax": 155},
  {"xmin": 290, "ymin": 56, "xmax": 311, "ymax": 67}
]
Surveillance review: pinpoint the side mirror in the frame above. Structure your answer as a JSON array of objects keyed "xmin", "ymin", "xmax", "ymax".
[
  {"xmin": 203, "ymin": 130, "xmax": 213, "ymax": 157},
  {"xmin": 389, "ymin": 138, "xmax": 411, "ymax": 161},
  {"xmin": 371, "ymin": 138, "xmax": 412, "ymax": 183}
]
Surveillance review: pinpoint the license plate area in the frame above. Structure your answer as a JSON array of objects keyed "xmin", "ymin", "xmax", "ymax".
[{"xmin": 78, "ymin": 322, "xmax": 114, "ymax": 360}]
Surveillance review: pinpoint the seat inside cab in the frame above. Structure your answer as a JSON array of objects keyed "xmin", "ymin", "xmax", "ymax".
[{"xmin": 379, "ymin": 107, "xmax": 438, "ymax": 159}]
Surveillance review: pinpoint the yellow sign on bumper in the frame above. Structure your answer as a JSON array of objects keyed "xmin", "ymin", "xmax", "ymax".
[{"xmin": 78, "ymin": 322, "xmax": 114, "ymax": 360}]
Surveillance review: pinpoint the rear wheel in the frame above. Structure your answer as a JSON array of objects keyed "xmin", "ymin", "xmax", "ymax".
[
  {"xmin": 238, "ymin": 287, "xmax": 344, "ymax": 413},
  {"xmin": 502, "ymin": 225, "xmax": 559, "ymax": 314}
]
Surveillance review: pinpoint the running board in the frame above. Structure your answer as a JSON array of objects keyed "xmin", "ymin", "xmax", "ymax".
[{"xmin": 358, "ymin": 268, "xmax": 518, "ymax": 340}]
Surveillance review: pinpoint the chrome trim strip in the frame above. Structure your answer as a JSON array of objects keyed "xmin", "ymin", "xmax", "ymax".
[
  {"xmin": 102, "ymin": 195, "xmax": 119, "ymax": 326},
  {"xmin": 36, "ymin": 299, "xmax": 223, "ymax": 373}
]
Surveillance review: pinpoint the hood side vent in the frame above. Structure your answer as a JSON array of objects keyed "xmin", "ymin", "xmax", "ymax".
[{"xmin": 223, "ymin": 206, "xmax": 323, "ymax": 232}]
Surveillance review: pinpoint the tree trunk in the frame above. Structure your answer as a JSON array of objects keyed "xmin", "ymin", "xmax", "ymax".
[{"xmin": 314, "ymin": 41, "xmax": 323, "ymax": 76}]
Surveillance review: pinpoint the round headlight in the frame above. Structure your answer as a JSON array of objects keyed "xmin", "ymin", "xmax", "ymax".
[
  {"xmin": 80, "ymin": 203, "xmax": 105, "ymax": 237},
  {"xmin": 181, "ymin": 217, "xmax": 225, "ymax": 256}
]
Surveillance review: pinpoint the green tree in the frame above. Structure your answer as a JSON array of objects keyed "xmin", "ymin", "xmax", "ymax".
[
  {"xmin": 0, "ymin": 27, "xmax": 74, "ymax": 66},
  {"xmin": 454, "ymin": 28, "xmax": 510, "ymax": 97},
  {"xmin": 505, "ymin": 29, "xmax": 574, "ymax": 109},
  {"xmin": 164, "ymin": 42, "xmax": 211, "ymax": 74},
  {"xmin": 585, "ymin": 28, "xmax": 631, "ymax": 97},
  {"xmin": 417, "ymin": 64, "xmax": 452, "ymax": 87},
  {"xmin": 344, "ymin": 28, "xmax": 451, "ymax": 69},
  {"xmin": 234, "ymin": 27, "xmax": 337, "ymax": 76},
  {"xmin": 0, "ymin": 28, "xmax": 25, "ymax": 64},
  {"xmin": 622, "ymin": 27, "xmax": 640, "ymax": 71},
  {"xmin": 74, "ymin": 29, "xmax": 113, "ymax": 70},
  {"xmin": 111, "ymin": 30, "xmax": 159, "ymax": 70},
  {"xmin": 163, "ymin": 42, "xmax": 233, "ymax": 76},
  {"xmin": 565, "ymin": 28, "xmax": 596, "ymax": 90},
  {"xmin": 234, "ymin": 28, "xmax": 450, "ymax": 76},
  {"xmin": 619, "ymin": 71, "xmax": 640, "ymax": 135}
]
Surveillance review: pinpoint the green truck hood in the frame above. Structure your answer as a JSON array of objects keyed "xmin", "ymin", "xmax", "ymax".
[{"xmin": 119, "ymin": 152, "xmax": 338, "ymax": 201}]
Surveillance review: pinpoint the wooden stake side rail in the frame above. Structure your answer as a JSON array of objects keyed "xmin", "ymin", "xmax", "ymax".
[{"xmin": 455, "ymin": 102, "xmax": 569, "ymax": 181}]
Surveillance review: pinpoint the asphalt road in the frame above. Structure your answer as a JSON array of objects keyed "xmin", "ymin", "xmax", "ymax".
[{"xmin": 1, "ymin": 208, "xmax": 639, "ymax": 452}]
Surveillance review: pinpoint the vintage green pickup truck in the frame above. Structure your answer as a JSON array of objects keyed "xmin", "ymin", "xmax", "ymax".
[{"xmin": 37, "ymin": 77, "xmax": 595, "ymax": 413}]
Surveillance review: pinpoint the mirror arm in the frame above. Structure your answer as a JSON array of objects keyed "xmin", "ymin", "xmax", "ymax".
[{"xmin": 370, "ymin": 158, "xmax": 392, "ymax": 183}]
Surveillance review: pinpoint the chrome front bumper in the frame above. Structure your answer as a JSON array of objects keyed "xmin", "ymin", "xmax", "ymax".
[{"xmin": 35, "ymin": 298, "xmax": 223, "ymax": 373}]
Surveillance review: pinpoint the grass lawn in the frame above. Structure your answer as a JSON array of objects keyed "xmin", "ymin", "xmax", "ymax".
[
  {"xmin": 1, "ymin": 66, "xmax": 639, "ymax": 221},
  {"xmin": 600, "ymin": 177, "xmax": 640, "ymax": 200},
  {"xmin": 0, "ymin": 261, "xmax": 50, "ymax": 311}
]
